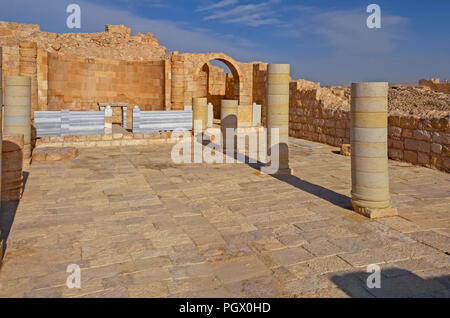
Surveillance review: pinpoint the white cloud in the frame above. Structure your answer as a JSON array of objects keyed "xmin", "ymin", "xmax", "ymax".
[
  {"xmin": 196, "ymin": 0, "xmax": 239, "ymax": 12},
  {"xmin": 201, "ymin": 0, "xmax": 280, "ymax": 27}
]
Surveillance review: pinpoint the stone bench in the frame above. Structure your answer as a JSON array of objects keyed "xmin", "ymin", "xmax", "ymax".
[
  {"xmin": 34, "ymin": 110, "xmax": 105, "ymax": 137},
  {"xmin": 132, "ymin": 106, "xmax": 193, "ymax": 133}
]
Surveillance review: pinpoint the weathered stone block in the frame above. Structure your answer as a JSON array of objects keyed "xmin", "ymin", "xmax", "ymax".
[
  {"xmin": 412, "ymin": 130, "xmax": 432, "ymax": 142},
  {"xmin": 336, "ymin": 128, "xmax": 346, "ymax": 138},
  {"xmin": 404, "ymin": 139, "xmax": 419, "ymax": 151},
  {"xmin": 443, "ymin": 145, "xmax": 450, "ymax": 157},
  {"xmin": 431, "ymin": 143, "xmax": 442, "ymax": 154},
  {"xmin": 388, "ymin": 139, "xmax": 403, "ymax": 150},
  {"xmin": 432, "ymin": 132, "xmax": 450, "ymax": 145},
  {"xmin": 402, "ymin": 129, "xmax": 413, "ymax": 138},
  {"xmin": 430, "ymin": 156, "xmax": 442, "ymax": 168},
  {"xmin": 417, "ymin": 152, "xmax": 430, "ymax": 165},
  {"xmin": 404, "ymin": 151, "xmax": 418, "ymax": 164},
  {"xmin": 389, "ymin": 148, "xmax": 403, "ymax": 160},
  {"xmin": 417, "ymin": 141, "xmax": 431, "ymax": 153},
  {"xmin": 443, "ymin": 157, "xmax": 450, "ymax": 170},
  {"xmin": 389, "ymin": 126, "xmax": 402, "ymax": 138}
]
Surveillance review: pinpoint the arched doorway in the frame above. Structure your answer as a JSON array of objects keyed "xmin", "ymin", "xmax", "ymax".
[{"xmin": 194, "ymin": 55, "xmax": 242, "ymax": 120}]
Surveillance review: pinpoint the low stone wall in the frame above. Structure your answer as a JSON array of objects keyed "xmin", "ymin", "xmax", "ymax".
[
  {"xmin": 289, "ymin": 82, "xmax": 351, "ymax": 147},
  {"xmin": 387, "ymin": 113, "xmax": 449, "ymax": 171},
  {"xmin": 2, "ymin": 134, "xmax": 24, "ymax": 202},
  {"xmin": 35, "ymin": 132, "xmax": 179, "ymax": 149},
  {"xmin": 289, "ymin": 83, "xmax": 450, "ymax": 172}
]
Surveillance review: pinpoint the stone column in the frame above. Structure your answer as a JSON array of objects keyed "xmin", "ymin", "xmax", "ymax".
[
  {"xmin": 351, "ymin": 82, "xmax": 397, "ymax": 218},
  {"xmin": 264, "ymin": 64, "xmax": 291, "ymax": 175},
  {"xmin": 221, "ymin": 99, "xmax": 238, "ymax": 152},
  {"xmin": 4, "ymin": 76, "xmax": 32, "ymax": 160},
  {"xmin": 171, "ymin": 55, "xmax": 185, "ymax": 111},
  {"xmin": 2, "ymin": 134, "xmax": 24, "ymax": 202},
  {"xmin": 192, "ymin": 97, "xmax": 207, "ymax": 134}
]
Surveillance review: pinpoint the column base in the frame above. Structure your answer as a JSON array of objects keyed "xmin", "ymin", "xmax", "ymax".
[
  {"xmin": 260, "ymin": 166, "xmax": 293, "ymax": 176},
  {"xmin": 352, "ymin": 203, "xmax": 398, "ymax": 219}
]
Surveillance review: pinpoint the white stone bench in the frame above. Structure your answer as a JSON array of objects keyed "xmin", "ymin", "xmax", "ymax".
[
  {"xmin": 132, "ymin": 106, "xmax": 193, "ymax": 133},
  {"xmin": 34, "ymin": 110, "xmax": 105, "ymax": 137}
]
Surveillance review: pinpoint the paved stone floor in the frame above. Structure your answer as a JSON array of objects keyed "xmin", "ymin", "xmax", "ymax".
[{"xmin": 0, "ymin": 139, "xmax": 449, "ymax": 298}]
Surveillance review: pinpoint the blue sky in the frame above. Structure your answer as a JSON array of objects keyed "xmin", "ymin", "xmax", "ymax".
[{"xmin": 1, "ymin": 0, "xmax": 449, "ymax": 85}]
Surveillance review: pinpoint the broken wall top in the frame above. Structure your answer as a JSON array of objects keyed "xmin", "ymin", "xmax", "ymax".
[{"xmin": 0, "ymin": 21, "xmax": 166, "ymax": 61}]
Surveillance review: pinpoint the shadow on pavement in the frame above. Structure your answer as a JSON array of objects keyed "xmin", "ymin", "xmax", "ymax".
[
  {"xmin": 202, "ymin": 139, "xmax": 353, "ymax": 210},
  {"xmin": 0, "ymin": 201, "xmax": 20, "ymax": 269},
  {"xmin": 331, "ymin": 268, "xmax": 450, "ymax": 298}
]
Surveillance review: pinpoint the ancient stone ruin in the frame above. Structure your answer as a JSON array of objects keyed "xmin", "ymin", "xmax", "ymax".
[
  {"xmin": 0, "ymin": 21, "xmax": 448, "ymax": 172},
  {"xmin": 0, "ymin": 20, "xmax": 449, "ymax": 298}
]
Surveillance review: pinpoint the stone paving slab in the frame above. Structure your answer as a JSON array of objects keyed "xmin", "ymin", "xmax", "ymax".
[{"xmin": 0, "ymin": 139, "xmax": 449, "ymax": 298}]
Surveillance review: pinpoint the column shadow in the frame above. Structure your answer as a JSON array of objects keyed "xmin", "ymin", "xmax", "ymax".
[
  {"xmin": 273, "ymin": 174, "xmax": 352, "ymax": 209},
  {"xmin": 201, "ymin": 139, "xmax": 352, "ymax": 210},
  {"xmin": 1, "ymin": 139, "xmax": 25, "ymax": 268},
  {"xmin": 331, "ymin": 268, "xmax": 450, "ymax": 298},
  {"xmin": 0, "ymin": 201, "xmax": 20, "ymax": 269}
]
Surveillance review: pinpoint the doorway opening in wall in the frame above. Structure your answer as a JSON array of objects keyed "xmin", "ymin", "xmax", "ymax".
[{"xmin": 199, "ymin": 59, "xmax": 240, "ymax": 124}]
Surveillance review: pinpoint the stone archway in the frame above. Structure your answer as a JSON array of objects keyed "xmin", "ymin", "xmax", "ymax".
[
  {"xmin": 193, "ymin": 54, "xmax": 243, "ymax": 119},
  {"xmin": 174, "ymin": 52, "xmax": 253, "ymax": 124}
]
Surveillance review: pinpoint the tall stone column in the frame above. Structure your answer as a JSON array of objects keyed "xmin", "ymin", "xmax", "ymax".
[
  {"xmin": 192, "ymin": 97, "xmax": 208, "ymax": 134},
  {"xmin": 263, "ymin": 64, "xmax": 291, "ymax": 175},
  {"xmin": 4, "ymin": 76, "xmax": 32, "ymax": 160},
  {"xmin": 171, "ymin": 54, "xmax": 185, "ymax": 111},
  {"xmin": 351, "ymin": 82, "xmax": 397, "ymax": 218},
  {"xmin": 221, "ymin": 99, "xmax": 238, "ymax": 152}
]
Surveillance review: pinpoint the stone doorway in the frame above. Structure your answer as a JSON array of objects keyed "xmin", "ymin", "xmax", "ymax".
[{"xmin": 195, "ymin": 57, "xmax": 242, "ymax": 121}]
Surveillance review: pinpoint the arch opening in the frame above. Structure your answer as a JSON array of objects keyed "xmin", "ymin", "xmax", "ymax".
[{"xmin": 197, "ymin": 58, "xmax": 240, "ymax": 120}]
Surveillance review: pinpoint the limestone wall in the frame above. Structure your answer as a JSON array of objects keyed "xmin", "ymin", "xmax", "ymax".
[
  {"xmin": 0, "ymin": 21, "xmax": 261, "ymax": 126},
  {"xmin": 47, "ymin": 53, "xmax": 165, "ymax": 126},
  {"xmin": 0, "ymin": 21, "xmax": 168, "ymax": 117},
  {"xmin": 387, "ymin": 113, "xmax": 449, "ymax": 171},
  {"xmin": 252, "ymin": 62, "xmax": 267, "ymax": 125},
  {"xmin": 289, "ymin": 81, "xmax": 450, "ymax": 172}
]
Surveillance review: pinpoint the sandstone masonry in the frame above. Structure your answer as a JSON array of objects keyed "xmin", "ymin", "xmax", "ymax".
[{"xmin": 289, "ymin": 80, "xmax": 450, "ymax": 172}]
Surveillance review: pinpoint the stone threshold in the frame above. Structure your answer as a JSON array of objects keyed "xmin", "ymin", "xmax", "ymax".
[{"xmin": 35, "ymin": 131, "xmax": 178, "ymax": 149}]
